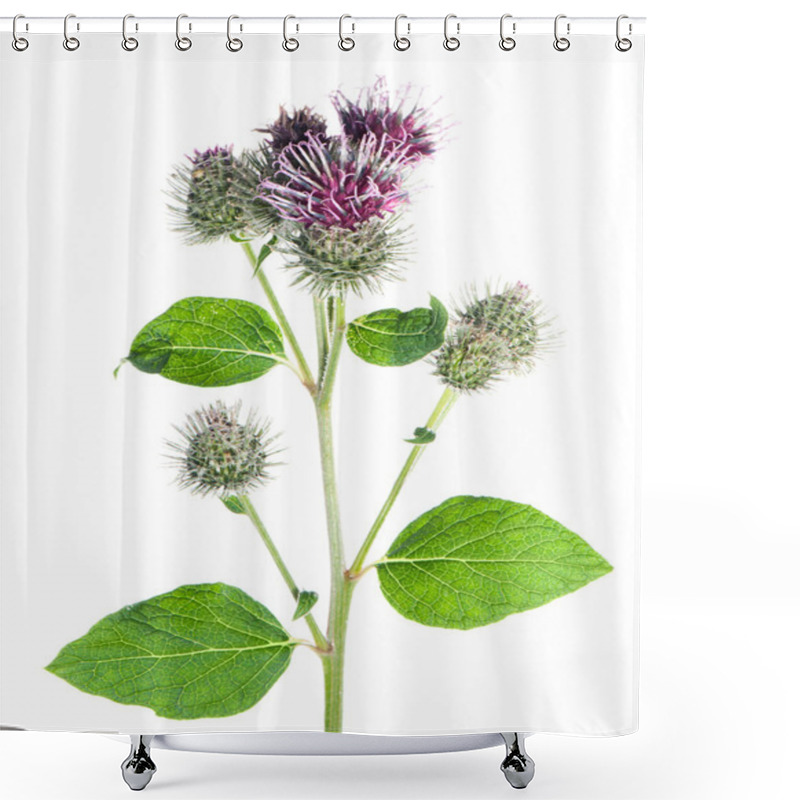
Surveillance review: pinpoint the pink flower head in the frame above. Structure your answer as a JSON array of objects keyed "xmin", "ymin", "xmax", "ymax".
[
  {"xmin": 258, "ymin": 132, "xmax": 409, "ymax": 230},
  {"xmin": 331, "ymin": 77, "xmax": 441, "ymax": 164}
]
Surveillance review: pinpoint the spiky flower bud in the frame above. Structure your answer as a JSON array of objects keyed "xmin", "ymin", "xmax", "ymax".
[
  {"xmin": 166, "ymin": 401, "xmax": 281, "ymax": 498},
  {"xmin": 167, "ymin": 145, "xmax": 274, "ymax": 244},
  {"xmin": 455, "ymin": 282, "xmax": 546, "ymax": 374},
  {"xmin": 432, "ymin": 282, "xmax": 553, "ymax": 392},
  {"xmin": 277, "ymin": 217, "xmax": 408, "ymax": 297},
  {"xmin": 432, "ymin": 324, "xmax": 512, "ymax": 392}
]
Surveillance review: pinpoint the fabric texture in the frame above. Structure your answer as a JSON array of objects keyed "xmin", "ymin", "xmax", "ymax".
[{"xmin": 0, "ymin": 31, "xmax": 643, "ymax": 736}]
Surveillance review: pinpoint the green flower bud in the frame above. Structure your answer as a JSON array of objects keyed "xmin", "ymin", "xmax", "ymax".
[
  {"xmin": 432, "ymin": 282, "xmax": 555, "ymax": 393},
  {"xmin": 167, "ymin": 145, "xmax": 275, "ymax": 245},
  {"xmin": 277, "ymin": 217, "xmax": 408, "ymax": 298},
  {"xmin": 455, "ymin": 282, "xmax": 546, "ymax": 375},
  {"xmin": 166, "ymin": 401, "xmax": 281, "ymax": 498},
  {"xmin": 432, "ymin": 324, "xmax": 511, "ymax": 393}
]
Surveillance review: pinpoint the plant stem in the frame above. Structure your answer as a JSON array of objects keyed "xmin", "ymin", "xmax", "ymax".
[
  {"xmin": 313, "ymin": 297, "xmax": 330, "ymax": 378},
  {"xmin": 314, "ymin": 295, "xmax": 348, "ymax": 731},
  {"xmin": 349, "ymin": 386, "xmax": 459, "ymax": 575},
  {"xmin": 240, "ymin": 241, "xmax": 316, "ymax": 393},
  {"xmin": 239, "ymin": 494, "xmax": 329, "ymax": 653},
  {"xmin": 318, "ymin": 297, "xmax": 346, "ymax": 407}
]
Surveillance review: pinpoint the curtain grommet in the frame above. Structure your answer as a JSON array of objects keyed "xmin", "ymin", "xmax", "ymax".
[
  {"xmin": 443, "ymin": 13, "xmax": 460, "ymax": 51},
  {"xmin": 499, "ymin": 14, "xmax": 516, "ymax": 51},
  {"xmin": 394, "ymin": 14, "xmax": 411, "ymax": 51},
  {"xmin": 338, "ymin": 14, "xmax": 355, "ymax": 51},
  {"xmin": 12, "ymin": 14, "xmax": 29, "ymax": 51},
  {"xmin": 553, "ymin": 14, "xmax": 570, "ymax": 52},
  {"xmin": 282, "ymin": 15, "xmax": 299, "ymax": 52},
  {"xmin": 121, "ymin": 14, "xmax": 139, "ymax": 51},
  {"xmin": 63, "ymin": 13, "xmax": 80, "ymax": 51},
  {"xmin": 226, "ymin": 15, "xmax": 243, "ymax": 52},
  {"xmin": 175, "ymin": 14, "xmax": 192, "ymax": 51},
  {"xmin": 615, "ymin": 15, "xmax": 632, "ymax": 51}
]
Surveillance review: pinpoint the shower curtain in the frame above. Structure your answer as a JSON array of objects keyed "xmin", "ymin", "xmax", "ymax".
[{"xmin": 0, "ymin": 21, "xmax": 643, "ymax": 737}]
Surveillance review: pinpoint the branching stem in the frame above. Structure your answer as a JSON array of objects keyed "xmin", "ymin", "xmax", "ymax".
[{"xmin": 240, "ymin": 241, "xmax": 316, "ymax": 393}]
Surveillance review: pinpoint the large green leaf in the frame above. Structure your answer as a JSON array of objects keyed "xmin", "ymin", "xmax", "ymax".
[
  {"xmin": 346, "ymin": 295, "xmax": 448, "ymax": 366},
  {"xmin": 120, "ymin": 297, "xmax": 284, "ymax": 386},
  {"xmin": 45, "ymin": 583, "xmax": 296, "ymax": 719},
  {"xmin": 376, "ymin": 496, "xmax": 613, "ymax": 630}
]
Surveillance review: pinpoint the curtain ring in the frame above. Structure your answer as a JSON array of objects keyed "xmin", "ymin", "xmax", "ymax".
[
  {"xmin": 121, "ymin": 14, "xmax": 139, "ymax": 51},
  {"xmin": 175, "ymin": 14, "xmax": 192, "ymax": 51},
  {"xmin": 63, "ymin": 13, "xmax": 80, "ymax": 51},
  {"xmin": 615, "ymin": 14, "xmax": 632, "ymax": 51},
  {"xmin": 12, "ymin": 15, "xmax": 29, "ymax": 52},
  {"xmin": 394, "ymin": 14, "xmax": 410, "ymax": 51},
  {"xmin": 499, "ymin": 13, "xmax": 516, "ymax": 51},
  {"xmin": 443, "ymin": 13, "xmax": 460, "ymax": 51},
  {"xmin": 338, "ymin": 14, "xmax": 355, "ymax": 51},
  {"xmin": 282, "ymin": 15, "xmax": 299, "ymax": 51},
  {"xmin": 226, "ymin": 15, "xmax": 243, "ymax": 51},
  {"xmin": 553, "ymin": 14, "xmax": 570, "ymax": 51}
]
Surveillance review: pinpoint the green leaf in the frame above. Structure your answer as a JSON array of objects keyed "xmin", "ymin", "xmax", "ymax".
[
  {"xmin": 404, "ymin": 427, "xmax": 436, "ymax": 445},
  {"xmin": 229, "ymin": 233, "xmax": 252, "ymax": 243},
  {"xmin": 376, "ymin": 496, "xmax": 613, "ymax": 630},
  {"xmin": 346, "ymin": 295, "xmax": 448, "ymax": 367},
  {"xmin": 221, "ymin": 495, "xmax": 247, "ymax": 514},
  {"xmin": 123, "ymin": 297, "xmax": 284, "ymax": 387},
  {"xmin": 255, "ymin": 236, "xmax": 278, "ymax": 272},
  {"xmin": 45, "ymin": 583, "xmax": 296, "ymax": 720},
  {"xmin": 292, "ymin": 591, "xmax": 319, "ymax": 621}
]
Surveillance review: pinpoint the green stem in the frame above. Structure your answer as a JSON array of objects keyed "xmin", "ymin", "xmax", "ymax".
[
  {"xmin": 318, "ymin": 297, "xmax": 346, "ymax": 407},
  {"xmin": 313, "ymin": 297, "xmax": 330, "ymax": 378},
  {"xmin": 239, "ymin": 494, "xmax": 329, "ymax": 653},
  {"xmin": 240, "ymin": 241, "xmax": 316, "ymax": 393},
  {"xmin": 314, "ymin": 294, "xmax": 348, "ymax": 731},
  {"xmin": 349, "ymin": 386, "xmax": 459, "ymax": 575}
]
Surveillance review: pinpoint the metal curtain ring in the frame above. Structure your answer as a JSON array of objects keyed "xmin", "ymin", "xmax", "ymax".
[
  {"xmin": 394, "ymin": 14, "xmax": 410, "ymax": 50},
  {"xmin": 226, "ymin": 15, "xmax": 243, "ymax": 51},
  {"xmin": 175, "ymin": 14, "xmax": 192, "ymax": 51},
  {"xmin": 12, "ymin": 14, "xmax": 29, "ymax": 51},
  {"xmin": 338, "ymin": 14, "xmax": 355, "ymax": 51},
  {"xmin": 63, "ymin": 13, "xmax": 80, "ymax": 51},
  {"xmin": 443, "ymin": 13, "xmax": 460, "ymax": 51},
  {"xmin": 615, "ymin": 14, "xmax": 632, "ymax": 51},
  {"xmin": 121, "ymin": 14, "xmax": 139, "ymax": 51},
  {"xmin": 553, "ymin": 14, "xmax": 570, "ymax": 51},
  {"xmin": 499, "ymin": 13, "xmax": 516, "ymax": 51},
  {"xmin": 282, "ymin": 15, "xmax": 299, "ymax": 51}
]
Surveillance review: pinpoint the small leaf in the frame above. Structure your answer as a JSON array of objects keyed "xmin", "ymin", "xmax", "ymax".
[
  {"xmin": 123, "ymin": 297, "xmax": 284, "ymax": 387},
  {"xmin": 229, "ymin": 233, "xmax": 251, "ymax": 243},
  {"xmin": 404, "ymin": 427, "xmax": 436, "ymax": 445},
  {"xmin": 292, "ymin": 591, "xmax": 319, "ymax": 621},
  {"xmin": 45, "ymin": 583, "xmax": 296, "ymax": 719},
  {"xmin": 377, "ymin": 496, "xmax": 613, "ymax": 630},
  {"xmin": 346, "ymin": 295, "xmax": 448, "ymax": 367},
  {"xmin": 254, "ymin": 236, "xmax": 279, "ymax": 273},
  {"xmin": 222, "ymin": 495, "xmax": 247, "ymax": 514}
]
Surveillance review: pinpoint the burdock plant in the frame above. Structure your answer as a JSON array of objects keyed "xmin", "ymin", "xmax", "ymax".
[{"xmin": 47, "ymin": 79, "xmax": 613, "ymax": 731}]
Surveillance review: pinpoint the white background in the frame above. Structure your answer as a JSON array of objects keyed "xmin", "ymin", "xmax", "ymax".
[{"xmin": 1, "ymin": 0, "xmax": 798, "ymax": 798}]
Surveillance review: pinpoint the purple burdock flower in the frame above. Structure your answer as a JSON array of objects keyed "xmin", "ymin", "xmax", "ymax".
[
  {"xmin": 255, "ymin": 106, "xmax": 329, "ymax": 153},
  {"xmin": 331, "ymin": 77, "xmax": 441, "ymax": 164},
  {"xmin": 258, "ymin": 132, "xmax": 408, "ymax": 230}
]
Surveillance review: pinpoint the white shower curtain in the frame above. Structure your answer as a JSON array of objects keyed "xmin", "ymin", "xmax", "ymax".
[{"xmin": 0, "ymin": 24, "xmax": 643, "ymax": 736}]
